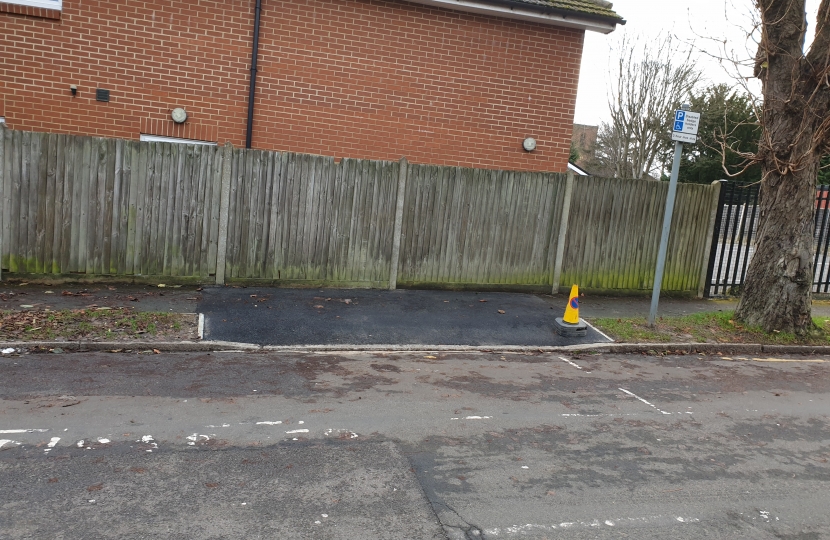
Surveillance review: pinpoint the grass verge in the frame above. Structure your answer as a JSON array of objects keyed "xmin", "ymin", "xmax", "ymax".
[
  {"xmin": 1, "ymin": 308, "xmax": 197, "ymax": 342},
  {"xmin": 589, "ymin": 311, "xmax": 830, "ymax": 345}
]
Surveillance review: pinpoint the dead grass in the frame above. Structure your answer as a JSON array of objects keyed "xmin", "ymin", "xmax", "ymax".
[{"xmin": 0, "ymin": 307, "xmax": 197, "ymax": 342}]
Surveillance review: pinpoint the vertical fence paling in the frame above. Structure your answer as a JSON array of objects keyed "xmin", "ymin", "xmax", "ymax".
[
  {"xmin": 706, "ymin": 183, "xmax": 830, "ymax": 296},
  {"xmin": 0, "ymin": 132, "xmax": 223, "ymax": 279},
  {"xmin": 705, "ymin": 183, "xmax": 760, "ymax": 296},
  {"xmin": 704, "ymin": 182, "xmax": 728, "ymax": 297},
  {"xmin": 2, "ymin": 128, "xmax": 721, "ymax": 292},
  {"xmin": 814, "ymin": 187, "xmax": 830, "ymax": 292}
]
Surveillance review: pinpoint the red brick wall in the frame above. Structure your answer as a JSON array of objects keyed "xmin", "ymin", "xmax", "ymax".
[{"xmin": 1, "ymin": 0, "xmax": 584, "ymax": 172}]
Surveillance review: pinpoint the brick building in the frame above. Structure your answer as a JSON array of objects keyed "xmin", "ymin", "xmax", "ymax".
[{"xmin": 0, "ymin": 0, "xmax": 623, "ymax": 172}]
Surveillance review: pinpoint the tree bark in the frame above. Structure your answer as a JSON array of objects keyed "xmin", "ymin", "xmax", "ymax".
[
  {"xmin": 735, "ymin": 0, "xmax": 830, "ymax": 334},
  {"xmin": 734, "ymin": 158, "xmax": 819, "ymax": 333}
]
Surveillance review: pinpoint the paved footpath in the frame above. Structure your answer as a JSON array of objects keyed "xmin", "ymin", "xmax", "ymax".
[{"xmin": 2, "ymin": 349, "xmax": 829, "ymax": 539}]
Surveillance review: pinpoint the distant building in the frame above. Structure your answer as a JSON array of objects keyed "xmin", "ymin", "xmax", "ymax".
[{"xmin": 571, "ymin": 123, "xmax": 599, "ymax": 172}]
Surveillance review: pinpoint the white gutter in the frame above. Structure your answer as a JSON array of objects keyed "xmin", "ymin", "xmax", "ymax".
[{"xmin": 403, "ymin": 0, "xmax": 618, "ymax": 34}]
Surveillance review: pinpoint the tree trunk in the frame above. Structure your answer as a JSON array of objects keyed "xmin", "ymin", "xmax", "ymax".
[
  {"xmin": 733, "ymin": 0, "xmax": 830, "ymax": 334},
  {"xmin": 734, "ymin": 158, "xmax": 819, "ymax": 333}
]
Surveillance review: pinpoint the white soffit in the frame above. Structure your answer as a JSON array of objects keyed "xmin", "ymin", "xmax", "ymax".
[{"xmin": 403, "ymin": 0, "xmax": 617, "ymax": 34}]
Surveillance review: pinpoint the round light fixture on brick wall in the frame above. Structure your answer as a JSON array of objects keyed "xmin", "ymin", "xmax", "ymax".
[
  {"xmin": 522, "ymin": 137, "xmax": 537, "ymax": 152},
  {"xmin": 171, "ymin": 108, "xmax": 188, "ymax": 124}
]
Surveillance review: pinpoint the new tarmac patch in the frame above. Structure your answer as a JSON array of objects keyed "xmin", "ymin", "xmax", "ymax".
[{"xmin": 199, "ymin": 288, "xmax": 612, "ymax": 347}]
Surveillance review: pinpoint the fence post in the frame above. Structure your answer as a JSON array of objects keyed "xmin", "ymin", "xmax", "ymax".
[
  {"xmin": 215, "ymin": 142, "xmax": 233, "ymax": 285},
  {"xmin": 701, "ymin": 180, "xmax": 727, "ymax": 297},
  {"xmin": 388, "ymin": 157, "xmax": 408, "ymax": 290},
  {"xmin": 0, "ymin": 122, "xmax": 4, "ymax": 282},
  {"xmin": 551, "ymin": 171, "xmax": 574, "ymax": 294}
]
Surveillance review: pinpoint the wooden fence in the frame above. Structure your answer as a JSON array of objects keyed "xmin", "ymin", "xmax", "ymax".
[{"xmin": 0, "ymin": 126, "xmax": 721, "ymax": 294}]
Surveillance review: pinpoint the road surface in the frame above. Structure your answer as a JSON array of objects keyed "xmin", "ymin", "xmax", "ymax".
[{"xmin": 1, "ymin": 349, "xmax": 828, "ymax": 539}]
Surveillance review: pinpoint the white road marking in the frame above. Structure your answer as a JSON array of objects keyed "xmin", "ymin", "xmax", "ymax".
[
  {"xmin": 45, "ymin": 437, "xmax": 61, "ymax": 453},
  {"xmin": 485, "ymin": 515, "xmax": 700, "ymax": 535},
  {"xmin": 324, "ymin": 428, "xmax": 358, "ymax": 438},
  {"xmin": 186, "ymin": 433, "xmax": 210, "ymax": 446},
  {"xmin": 97, "ymin": 438, "xmax": 111, "ymax": 444},
  {"xmin": 451, "ymin": 416, "xmax": 492, "ymax": 420},
  {"xmin": 285, "ymin": 429, "xmax": 309, "ymax": 434},
  {"xmin": 581, "ymin": 319, "xmax": 615, "ymax": 342},
  {"xmin": 618, "ymin": 388, "xmax": 671, "ymax": 415},
  {"xmin": 723, "ymin": 356, "xmax": 826, "ymax": 363},
  {"xmin": 139, "ymin": 435, "xmax": 158, "ymax": 452},
  {"xmin": 0, "ymin": 429, "xmax": 49, "ymax": 434},
  {"xmin": 559, "ymin": 356, "xmax": 591, "ymax": 373},
  {"xmin": 256, "ymin": 421, "xmax": 283, "ymax": 425},
  {"xmin": 0, "ymin": 439, "xmax": 21, "ymax": 449}
]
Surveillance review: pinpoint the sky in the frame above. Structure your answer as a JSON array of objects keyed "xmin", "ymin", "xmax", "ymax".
[{"xmin": 573, "ymin": 0, "xmax": 821, "ymax": 127}]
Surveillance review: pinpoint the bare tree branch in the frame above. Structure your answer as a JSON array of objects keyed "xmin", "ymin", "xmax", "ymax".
[{"xmin": 604, "ymin": 34, "xmax": 701, "ymax": 179}]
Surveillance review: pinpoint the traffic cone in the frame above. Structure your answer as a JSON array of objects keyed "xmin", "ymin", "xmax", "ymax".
[
  {"xmin": 554, "ymin": 284, "xmax": 587, "ymax": 337},
  {"xmin": 563, "ymin": 284, "xmax": 580, "ymax": 324}
]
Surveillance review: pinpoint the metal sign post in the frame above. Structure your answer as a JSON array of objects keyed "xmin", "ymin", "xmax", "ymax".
[{"xmin": 648, "ymin": 105, "xmax": 700, "ymax": 327}]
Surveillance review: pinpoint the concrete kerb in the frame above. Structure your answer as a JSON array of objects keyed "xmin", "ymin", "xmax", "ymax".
[{"xmin": 1, "ymin": 340, "xmax": 829, "ymax": 356}]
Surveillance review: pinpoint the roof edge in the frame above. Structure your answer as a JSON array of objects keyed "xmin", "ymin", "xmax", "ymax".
[{"xmin": 403, "ymin": 0, "xmax": 624, "ymax": 34}]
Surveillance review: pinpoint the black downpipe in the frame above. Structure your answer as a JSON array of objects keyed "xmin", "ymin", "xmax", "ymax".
[{"xmin": 246, "ymin": 0, "xmax": 262, "ymax": 149}]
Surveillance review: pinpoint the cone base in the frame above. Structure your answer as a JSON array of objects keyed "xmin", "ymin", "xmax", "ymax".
[{"xmin": 554, "ymin": 317, "xmax": 587, "ymax": 337}]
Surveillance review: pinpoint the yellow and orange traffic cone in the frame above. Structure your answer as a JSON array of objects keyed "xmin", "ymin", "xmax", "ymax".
[{"xmin": 554, "ymin": 284, "xmax": 587, "ymax": 337}]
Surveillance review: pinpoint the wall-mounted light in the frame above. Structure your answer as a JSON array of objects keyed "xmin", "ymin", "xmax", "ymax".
[
  {"xmin": 70, "ymin": 85, "xmax": 77, "ymax": 97},
  {"xmin": 522, "ymin": 137, "xmax": 537, "ymax": 152},
  {"xmin": 171, "ymin": 108, "xmax": 188, "ymax": 124}
]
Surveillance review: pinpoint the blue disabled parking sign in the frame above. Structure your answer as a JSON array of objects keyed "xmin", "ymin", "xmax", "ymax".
[
  {"xmin": 674, "ymin": 110, "xmax": 686, "ymax": 131},
  {"xmin": 671, "ymin": 109, "xmax": 700, "ymax": 143}
]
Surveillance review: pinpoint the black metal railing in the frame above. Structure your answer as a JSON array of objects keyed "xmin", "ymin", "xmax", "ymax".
[{"xmin": 705, "ymin": 182, "xmax": 830, "ymax": 296}]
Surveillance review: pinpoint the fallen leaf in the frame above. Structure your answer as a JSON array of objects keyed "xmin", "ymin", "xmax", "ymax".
[
  {"xmin": 479, "ymin": 299, "xmax": 488, "ymax": 303},
  {"xmin": 153, "ymin": 349, "xmax": 161, "ymax": 354},
  {"xmin": 498, "ymin": 310, "xmax": 505, "ymax": 314},
  {"xmin": 313, "ymin": 305, "xmax": 325, "ymax": 309},
  {"xmin": 44, "ymin": 290, "xmax": 54, "ymax": 294},
  {"xmin": 344, "ymin": 299, "xmax": 352, "ymax": 304},
  {"xmin": 424, "ymin": 355, "xmax": 437, "ymax": 359},
  {"xmin": 157, "ymin": 284, "xmax": 166, "ymax": 288}
]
